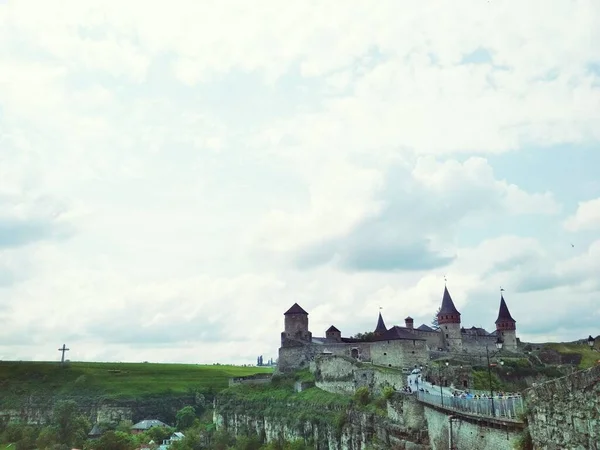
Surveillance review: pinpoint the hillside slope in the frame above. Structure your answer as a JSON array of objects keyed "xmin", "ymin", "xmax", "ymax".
[{"xmin": 0, "ymin": 361, "xmax": 273, "ymax": 404}]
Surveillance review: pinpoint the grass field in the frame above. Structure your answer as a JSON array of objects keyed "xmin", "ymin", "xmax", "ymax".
[
  {"xmin": 0, "ymin": 361, "xmax": 273, "ymax": 400},
  {"xmin": 543, "ymin": 343, "xmax": 600, "ymax": 369}
]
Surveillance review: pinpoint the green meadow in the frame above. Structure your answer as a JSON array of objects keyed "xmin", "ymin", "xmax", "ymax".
[{"xmin": 0, "ymin": 361, "xmax": 273, "ymax": 401}]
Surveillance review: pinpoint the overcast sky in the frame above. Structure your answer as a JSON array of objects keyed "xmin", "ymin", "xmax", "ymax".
[{"xmin": 1, "ymin": 1, "xmax": 599, "ymax": 365}]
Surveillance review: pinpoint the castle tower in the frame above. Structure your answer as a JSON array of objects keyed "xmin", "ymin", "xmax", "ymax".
[
  {"xmin": 405, "ymin": 316, "xmax": 414, "ymax": 330},
  {"xmin": 326, "ymin": 325, "xmax": 342, "ymax": 342},
  {"xmin": 437, "ymin": 286, "xmax": 463, "ymax": 352},
  {"xmin": 374, "ymin": 312, "xmax": 387, "ymax": 337},
  {"xmin": 495, "ymin": 294, "xmax": 518, "ymax": 351},
  {"xmin": 281, "ymin": 303, "xmax": 312, "ymax": 347}
]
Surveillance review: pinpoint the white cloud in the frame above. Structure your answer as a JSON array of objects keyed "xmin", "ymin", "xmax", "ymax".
[
  {"xmin": 564, "ymin": 198, "xmax": 600, "ymax": 231},
  {"xmin": 0, "ymin": 0, "xmax": 598, "ymax": 363}
]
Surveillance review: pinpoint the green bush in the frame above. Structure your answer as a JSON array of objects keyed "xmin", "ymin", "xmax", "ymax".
[
  {"xmin": 381, "ymin": 386, "xmax": 395, "ymax": 400},
  {"xmin": 353, "ymin": 387, "xmax": 371, "ymax": 405}
]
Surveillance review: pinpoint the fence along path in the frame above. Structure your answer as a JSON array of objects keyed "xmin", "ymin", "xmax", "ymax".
[{"xmin": 415, "ymin": 391, "xmax": 525, "ymax": 422}]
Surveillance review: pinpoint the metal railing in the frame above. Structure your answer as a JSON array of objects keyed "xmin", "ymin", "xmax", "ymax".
[{"xmin": 416, "ymin": 391, "xmax": 525, "ymax": 421}]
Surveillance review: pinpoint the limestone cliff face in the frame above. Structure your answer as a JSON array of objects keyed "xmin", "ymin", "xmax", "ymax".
[
  {"xmin": 213, "ymin": 394, "xmax": 429, "ymax": 450},
  {"xmin": 0, "ymin": 394, "xmax": 199, "ymax": 426}
]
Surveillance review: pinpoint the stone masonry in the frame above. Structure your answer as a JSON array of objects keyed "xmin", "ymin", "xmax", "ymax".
[{"xmin": 525, "ymin": 363, "xmax": 600, "ymax": 450}]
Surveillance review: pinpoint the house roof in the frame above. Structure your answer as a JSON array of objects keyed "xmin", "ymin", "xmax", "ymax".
[
  {"xmin": 88, "ymin": 423, "xmax": 104, "ymax": 436},
  {"xmin": 405, "ymin": 316, "xmax": 414, "ymax": 321},
  {"xmin": 438, "ymin": 286, "xmax": 461, "ymax": 316},
  {"xmin": 462, "ymin": 326, "xmax": 490, "ymax": 336},
  {"xmin": 495, "ymin": 295, "xmax": 516, "ymax": 324},
  {"xmin": 374, "ymin": 312, "xmax": 387, "ymax": 334},
  {"xmin": 417, "ymin": 324, "xmax": 435, "ymax": 332},
  {"xmin": 375, "ymin": 326, "xmax": 425, "ymax": 341},
  {"xmin": 284, "ymin": 303, "xmax": 308, "ymax": 315},
  {"xmin": 326, "ymin": 325, "xmax": 340, "ymax": 333},
  {"xmin": 131, "ymin": 419, "xmax": 168, "ymax": 430}
]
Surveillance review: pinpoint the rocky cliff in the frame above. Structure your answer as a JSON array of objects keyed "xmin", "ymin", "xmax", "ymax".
[
  {"xmin": 214, "ymin": 382, "xmax": 429, "ymax": 450},
  {"xmin": 0, "ymin": 393, "xmax": 203, "ymax": 426}
]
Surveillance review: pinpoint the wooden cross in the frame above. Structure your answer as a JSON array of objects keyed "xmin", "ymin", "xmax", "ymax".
[{"xmin": 58, "ymin": 344, "xmax": 70, "ymax": 364}]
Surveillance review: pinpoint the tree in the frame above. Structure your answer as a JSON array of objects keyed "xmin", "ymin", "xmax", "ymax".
[
  {"xmin": 51, "ymin": 400, "xmax": 90, "ymax": 448},
  {"xmin": 115, "ymin": 420, "xmax": 133, "ymax": 434},
  {"xmin": 176, "ymin": 406, "xmax": 196, "ymax": 431},
  {"xmin": 431, "ymin": 306, "xmax": 441, "ymax": 330},
  {"xmin": 350, "ymin": 331, "xmax": 375, "ymax": 342},
  {"xmin": 15, "ymin": 426, "xmax": 38, "ymax": 450},
  {"xmin": 146, "ymin": 426, "xmax": 174, "ymax": 444},
  {"xmin": 36, "ymin": 426, "xmax": 58, "ymax": 450},
  {"xmin": 90, "ymin": 431, "xmax": 136, "ymax": 450}
]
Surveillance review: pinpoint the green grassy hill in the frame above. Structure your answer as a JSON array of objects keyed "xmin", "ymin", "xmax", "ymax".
[
  {"xmin": 0, "ymin": 361, "xmax": 273, "ymax": 402},
  {"xmin": 543, "ymin": 343, "xmax": 600, "ymax": 369}
]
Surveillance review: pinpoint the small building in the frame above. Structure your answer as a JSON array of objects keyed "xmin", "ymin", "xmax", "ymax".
[
  {"xmin": 88, "ymin": 423, "xmax": 105, "ymax": 439},
  {"xmin": 131, "ymin": 419, "xmax": 169, "ymax": 434},
  {"xmin": 159, "ymin": 432, "xmax": 185, "ymax": 449}
]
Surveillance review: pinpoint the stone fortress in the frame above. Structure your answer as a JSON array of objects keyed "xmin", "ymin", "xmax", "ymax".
[{"xmin": 278, "ymin": 285, "xmax": 520, "ymax": 372}]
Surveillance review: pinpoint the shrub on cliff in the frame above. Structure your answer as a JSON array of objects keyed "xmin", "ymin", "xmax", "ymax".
[{"xmin": 353, "ymin": 387, "xmax": 371, "ymax": 405}]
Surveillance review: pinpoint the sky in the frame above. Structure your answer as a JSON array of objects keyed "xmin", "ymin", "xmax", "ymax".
[{"xmin": 0, "ymin": 0, "xmax": 599, "ymax": 365}]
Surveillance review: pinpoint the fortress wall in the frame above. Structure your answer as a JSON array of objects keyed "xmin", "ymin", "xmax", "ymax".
[
  {"xmin": 461, "ymin": 335, "xmax": 498, "ymax": 354},
  {"xmin": 423, "ymin": 406, "xmax": 520, "ymax": 450},
  {"xmin": 412, "ymin": 329, "xmax": 443, "ymax": 350},
  {"xmin": 525, "ymin": 364, "xmax": 600, "ymax": 450},
  {"xmin": 278, "ymin": 342, "xmax": 373, "ymax": 372},
  {"xmin": 278, "ymin": 344, "xmax": 321, "ymax": 372},
  {"xmin": 313, "ymin": 355, "xmax": 407, "ymax": 395},
  {"xmin": 370, "ymin": 339, "xmax": 428, "ymax": 370}
]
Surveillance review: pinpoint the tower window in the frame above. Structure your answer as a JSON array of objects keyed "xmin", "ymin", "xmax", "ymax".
[
  {"xmin": 446, "ymin": 334, "xmax": 449, "ymax": 338},
  {"xmin": 383, "ymin": 352, "xmax": 387, "ymax": 356}
]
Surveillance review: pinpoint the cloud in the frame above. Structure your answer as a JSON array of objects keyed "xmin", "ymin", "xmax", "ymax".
[
  {"xmin": 564, "ymin": 197, "xmax": 600, "ymax": 231},
  {"xmin": 0, "ymin": 0, "xmax": 598, "ymax": 363},
  {"xmin": 254, "ymin": 157, "xmax": 559, "ymax": 272}
]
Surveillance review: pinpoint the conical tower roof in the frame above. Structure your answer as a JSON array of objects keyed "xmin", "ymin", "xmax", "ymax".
[
  {"xmin": 438, "ymin": 286, "xmax": 461, "ymax": 316},
  {"xmin": 375, "ymin": 312, "xmax": 387, "ymax": 334},
  {"xmin": 284, "ymin": 303, "xmax": 308, "ymax": 315},
  {"xmin": 495, "ymin": 295, "xmax": 516, "ymax": 324}
]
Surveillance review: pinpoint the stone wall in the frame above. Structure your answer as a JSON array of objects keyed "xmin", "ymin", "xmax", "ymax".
[
  {"xmin": 312, "ymin": 355, "xmax": 406, "ymax": 396},
  {"xmin": 423, "ymin": 365, "xmax": 473, "ymax": 391},
  {"xmin": 278, "ymin": 342, "xmax": 373, "ymax": 373},
  {"xmin": 411, "ymin": 329, "xmax": 443, "ymax": 351},
  {"xmin": 525, "ymin": 363, "xmax": 600, "ymax": 450},
  {"xmin": 461, "ymin": 335, "xmax": 498, "ymax": 354},
  {"xmin": 423, "ymin": 406, "xmax": 521, "ymax": 450},
  {"xmin": 370, "ymin": 339, "xmax": 428, "ymax": 370},
  {"xmin": 229, "ymin": 374, "xmax": 272, "ymax": 387},
  {"xmin": 278, "ymin": 344, "xmax": 321, "ymax": 372}
]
